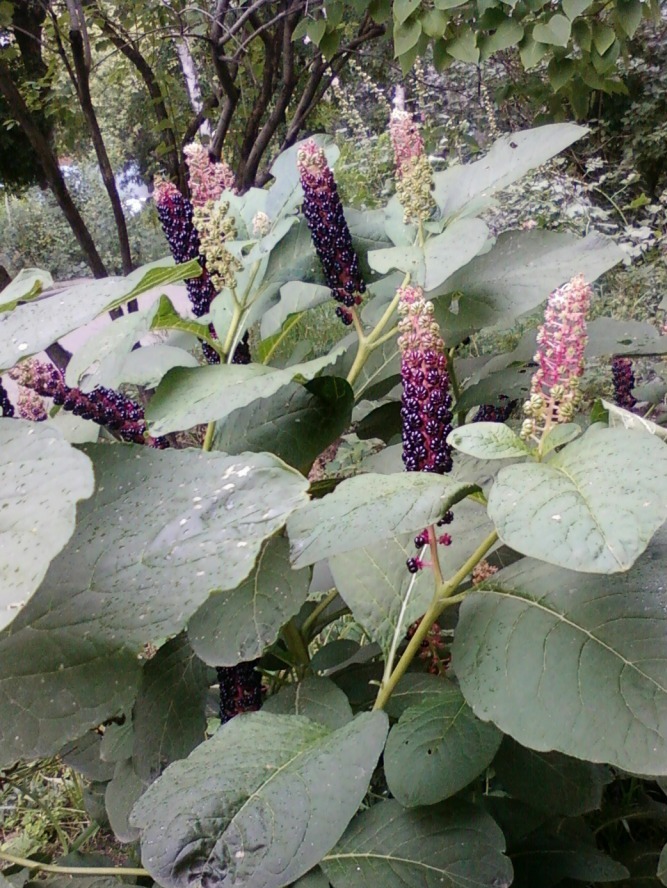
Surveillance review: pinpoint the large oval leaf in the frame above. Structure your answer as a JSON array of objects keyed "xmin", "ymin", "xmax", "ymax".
[
  {"xmin": 321, "ymin": 798, "xmax": 513, "ymax": 888},
  {"xmin": 0, "ymin": 418, "xmax": 94, "ymax": 631},
  {"xmin": 488, "ymin": 426, "xmax": 667, "ymax": 573},
  {"xmin": 454, "ymin": 530, "xmax": 667, "ymax": 774},
  {"xmin": 384, "ymin": 679, "xmax": 502, "ymax": 806},
  {"xmin": 288, "ymin": 473, "xmax": 479, "ymax": 568},
  {"xmin": 131, "ymin": 711, "xmax": 388, "ymax": 888},
  {"xmin": 0, "ymin": 445, "xmax": 308, "ymax": 766},
  {"xmin": 187, "ymin": 535, "xmax": 311, "ymax": 666}
]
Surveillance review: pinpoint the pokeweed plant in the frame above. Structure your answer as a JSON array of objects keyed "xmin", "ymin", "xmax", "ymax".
[{"xmin": 2, "ymin": 111, "xmax": 667, "ymax": 888}]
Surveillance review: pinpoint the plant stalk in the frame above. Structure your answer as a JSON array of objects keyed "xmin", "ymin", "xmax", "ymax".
[
  {"xmin": 373, "ymin": 529, "xmax": 499, "ymax": 711},
  {"xmin": 0, "ymin": 851, "xmax": 149, "ymax": 878}
]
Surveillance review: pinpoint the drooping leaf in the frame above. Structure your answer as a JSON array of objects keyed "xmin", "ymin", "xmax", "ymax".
[
  {"xmin": 0, "ymin": 267, "xmax": 53, "ymax": 312},
  {"xmin": 0, "ymin": 258, "xmax": 200, "ymax": 369},
  {"xmin": 132, "ymin": 634, "xmax": 210, "ymax": 781},
  {"xmin": 384, "ymin": 678, "xmax": 502, "ymax": 805},
  {"xmin": 212, "ymin": 377, "xmax": 354, "ymax": 475},
  {"xmin": 454, "ymin": 530, "xmax": 667, "ymax": 774},
  {"xmin": 493, "ymin": 736, "xmax": 612, "ymax": 815},
  {"xmin": 448, "ymin": 422, "xmax": 531, "ymax": 459},
  {"xmin": 0, "ymin": 446, "xmax": 308, "ymax": 766},
  {"xmin": 105, "ymin": 760, "xmax": 144, "ymax": 844},
  {"xmin": 321, "ymin": 798, "xmax": 513, "ymax": 888},
  {"xmin": 0, "ymin": 419, "xmax": 94, "ymax": 632},
  {"xmin": 146, "ymin": 350, "xmax": 345, "ymax": 436},
  {"xmin": 131, "ymin": 711, "xmax": 388, "ymax": 888},
  {"xmin": 288, "ymin": 472, "xmax": 479, "ymax": 568},
  {"xmin": 187, "ymin": 536, "xmax": 311, "ymax": 666},
  {"xmin": 438, "ymin": 230, "xmax": 624, "ymax": 324},
  {"xmin": 659, "ymin": 843, "xmax": 667, "ymax": 885},
  {"xmin": 59, "ymin": 731, "xmax": 115, "ymax": 782},
  {"xmin": 263, "ymin": 676, "xmax": 353, "ymax": 729},
  {"xmin": 487, "ymin": 426, "xmax": 667, "ymax": 573},
  {"xmin": 432, "ymin": 125, "xmax": 587, "ymax": 222}
]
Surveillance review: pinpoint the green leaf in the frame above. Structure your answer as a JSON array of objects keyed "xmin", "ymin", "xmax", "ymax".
[
  {"xmin": 306, "ymin": 18, "xmax": 326, "ymax": 44},
  {"xmin": 0, "ymin": 419, "xmax": 94, "ymax": 632},
  {"xmin": 187, "ymin": 536, "xmax": 311, "ymax": 666},
  {"xmin": 0, "ymin": 267, "xmax": 53, "ymax": 312},
  {"xmin": 454, "ymin": 530, "xmax": 667, "ymax": 774},
  {"xmin": 131, "ymin": 711, "xmax": 388, "ymax": 888},
  {"xmin": 440, "ymin": 230, "xmax": 624, "ymax": 323},
  {"xmin": 548, "ymin": 56, "xmax": 575, "ymax": 91},
  {"xmin": 488, "ymin": 426, "xmax": 667, "ymax": 573},
  {"xmin": 150, "ymin": 294, "xmax": 221, "ymax": 352},
  {"xmin": 423, "ymin": 219, "xmax": 489, "ymax": 292},
  {"xmin": 291, "ymin": 869, "xmax": 331, "ymax": 888},
  {"xmin": 433, "ymin": 125, "xmax": 588, "ymax": 222},
  {"xmin": 310, "ymin": 639, "xmax": 361, "ymax": 672},
  {"xmin": 394, "ymin": 0, "xmax": 421, "ymax": 24},
  {"xmin": 0, "ymin": 446, "xmax": 308, "ymax": 766},
  {"xmin": 146, "ymin": 349, "xmax": 345, "ymax": 436},
  {"xmin": 60, "ymin": 732, "xmax": 115, "ymax": 782},
  {"xmin": 421, "ymin": 7, "xmax": 449, "ymax": 37},
  {"xmin": 448, "ymin": 422, "xmax": 530, "ymax": 459},
  {"xmin": 659, "ymin": 843, "xmax": 667, "ymax": 885},
  {"xmin": 321, "ymin": 799, "xmax": 513, "ymax": 888},
  {"xmin": 260, "ymin": 282, "xmax": 330, "ymax": 339},
  {"xmin": 480, "ymin": 18, "xmax": 525, "ymax": 56},
  {"xmin": 519, "ymin": 33, "xmax": 549, "ymax": 68},
  {"xmin": 541, "ymin": 422, "xmax": 582, "ymax": 454},
  {"xmin": 288, "ymin": 472, "xmax": 479, "ymax": 568},
  {"xmin": 493, "ymin": 736, "xmax": 612, "ymax": 815},
  {"xmin": 105, "ymin": 760, "xmax": 144, "ymax": 844},
  {"xmin": 511, "ymin": 833, "xmax": 628, "ymax": 886},
  {"xmin": 563, "ymin": 0, "xmax": 593, "ymax": 18},
  {"xmin": 263, "ymin": 676, "xmax": 353, "ymax": 729},
  {"xmin": 603, "ymin": 398, "xmax": 667, "ymax": 442},
  {"xmin": 592, "ymin": 21, "xmax": 616, "ymax": 53},
  {"xmin": 132, "ymin": 634, "xmax": 210, "ymax": 781},
  {"xmin": 212, "ymin": 377, "xmax": 353, "ymax": 475},
  {"xmin": 352, "ymin": 335, "xmax": 401, "ymax": 400},
  {"xmin": 434, "ymin": 0, "xmax": 468, "ymax": 8},
  {"xmin": 446, "ymin": 28, "xmax": 480, "ymax": 62},
  {"xmin": 329, "ymin": 535, "xmax": 438, "ymax": 659},
  {"xmin": 394, "ymin": 18, "xmax": 422, "ymax": 56},
  {"xmin": 384, "ymin": 679, "xmax": 502, "ymax": 805},
  {"xmin": 533, "ymin": 13, "xmax": 571, "ymax": 45},
  {"xmin": 616, "ymin": 0, "xmax": 642, "ymax": 37},
  {"xmin": 367, "ymin": 245, "xmax": 425, "ymax": 282}
]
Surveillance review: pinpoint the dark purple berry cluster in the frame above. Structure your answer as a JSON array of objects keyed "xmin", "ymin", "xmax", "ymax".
[
  {"xmin": 153, "ymin": 179, "xmax": 217, "ymax": 319},
  {"xmin": 9, "ymin": 361, "xmax": 167, "ymax": 447},
  {"xmin": 401, "ymin": 347, "xmax": 454, "ymax": 474},
  {"xmin": 0, "ymin": 377, "xmax": 14, "ymax": 417},
  {"xmin": 216, "ymin": 662, "xmax": 262, "ymax": 725},
  {"xmin": 611, "ymin": 357, "xmax": 637, "ymax": 411},
  {"xmin": 473, "ymin": 395, "xmax": 517, "ymax": 423},
  {"xmin": 297, "ymin": 141, "xmax": 365, "ymax": 323}
]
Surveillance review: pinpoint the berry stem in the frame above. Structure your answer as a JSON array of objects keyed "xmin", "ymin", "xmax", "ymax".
[
  {"xmin": 373, "ymin": 528, "xmax": 499, "ymax": 711},
  {"xmin": 202, "ymin": 420, "xmax": 216, "ymax": 452},
  {"xmin": 427, "ymin": 524, "xmax": 444, "ymax": 587}
]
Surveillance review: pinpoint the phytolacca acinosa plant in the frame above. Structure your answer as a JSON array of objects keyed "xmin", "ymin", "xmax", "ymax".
[
  {"xmin": 297, "ymin": 140, "xmax": 366, "ymax": 326},
  {"xmin": 398, "ymin": 285, "xmax": 455, "ymax": 573},
  {"xmin": 389, "ymin": 92, "xmax": 436, "ymax": 226},
  {"xmin": 9, "ymin": 360, "xmax": 167, "ymax": 447}
]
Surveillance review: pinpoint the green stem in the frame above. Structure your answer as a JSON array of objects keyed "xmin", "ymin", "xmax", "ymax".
[
  {"xmin": 221, "ymin": 302, "xmax": 242, "ymax": 361},
  {"xmin": 346, "ymin": 339, "xmax": 371, "ymax": 389},
  {"xmin": 282, "ymin": 618, "xmax": 310, "ymax": 667},
  {"xmin": 373, "ymin": 529, "xmax": 499, "ymax": 711},
  {"xmin": 309, "ymin": 606, "xmax": 351, "ymax": 639},
  {"xmin": 346, "ymin": 277, "xmax": 407, "ymax": 390},
  {"xmin": 0, "ymin": 851, "xmax": 148, "ymax": 878},
  {"xmin": 261, "ymin": 312, "xmax": 305, "ymax": 365},
  {"xmin": 369, "ymin": 324, "xmax": 399, "ymax": 350},
  {"xmin": 202, "ymin": 420, "xmax": 216, "ymax": 452},
  {"xmin": 301, "ymin": 589, "xmax": 339, "ymax": 640},
  {"xmin": 448, "ymin": 348, "xmax": 465, "ymax": 427},
  {"xmin": 68, "ymin": 823, "xmax": 100, "ymax": 854}
]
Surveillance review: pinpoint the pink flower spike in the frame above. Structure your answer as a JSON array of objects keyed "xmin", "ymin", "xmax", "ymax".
[{"xmin": 183, "ymin": 143, "xmax": 236, "ymax": 206}]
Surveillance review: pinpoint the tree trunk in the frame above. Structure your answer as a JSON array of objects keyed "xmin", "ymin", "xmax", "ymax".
[
  {"xmin": 0, "ymin": 63, "xmax": 108, "ymax": 279},
  {"xmin": 67, "ymin": 26, "xmax": 134, "ymax": 275}
]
